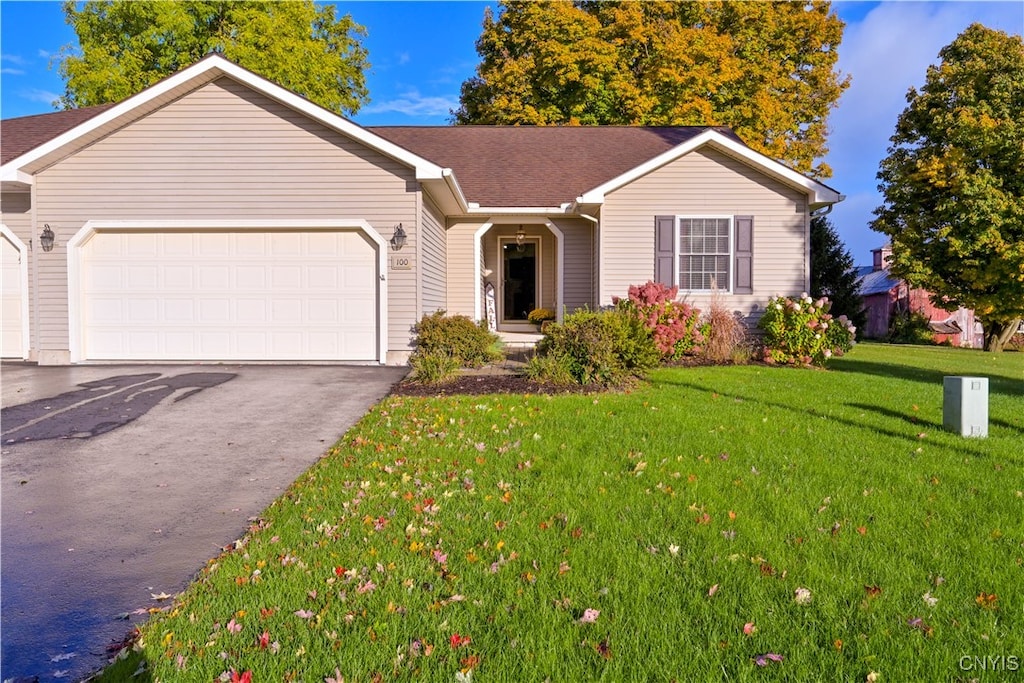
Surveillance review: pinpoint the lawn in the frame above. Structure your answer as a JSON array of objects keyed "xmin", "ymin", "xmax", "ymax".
[{"xmin": 99, "ymin": 344, "xmax": 1023, "ymax": 682}]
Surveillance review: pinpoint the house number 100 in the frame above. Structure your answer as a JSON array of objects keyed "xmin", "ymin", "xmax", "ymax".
[{"xmin": 390, "ymin": 256, "xmax": 412, "ymax": 270}]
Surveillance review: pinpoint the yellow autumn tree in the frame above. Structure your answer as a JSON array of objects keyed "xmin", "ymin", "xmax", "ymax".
[{"xmin": 454, "ymin": 0, "xmax": 849, "ymax": 178}]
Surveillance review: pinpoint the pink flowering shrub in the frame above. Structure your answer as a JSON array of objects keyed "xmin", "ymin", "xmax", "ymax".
[
  {"xmin": 613, "ymin": 281, "xmax": 703, "ymax": 359},
  {"xmin": 758, "ymin": 294, "xmax": 855, "ymax": 366}
]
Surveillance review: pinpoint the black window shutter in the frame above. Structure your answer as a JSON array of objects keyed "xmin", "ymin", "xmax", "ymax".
[
  {"xmin": 654, "ymin": 215, "xmax": 675, "ymax": 287},
  {"xmin": 734, "ymin": 215, "xmax": 754, "ymax": 294}
]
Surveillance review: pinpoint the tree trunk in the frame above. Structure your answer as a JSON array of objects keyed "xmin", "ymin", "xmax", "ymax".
[{"xmin": 983, "ymin": 318, "xmax": 1022, "ymax": 352}]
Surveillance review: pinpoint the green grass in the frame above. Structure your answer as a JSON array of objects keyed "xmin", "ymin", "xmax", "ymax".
[{"xmin": 100, "ymin": 344, "xmax": 1023, "ymax": 682}]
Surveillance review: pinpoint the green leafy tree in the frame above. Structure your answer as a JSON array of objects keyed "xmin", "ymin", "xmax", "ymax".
[
  {"xmin": 58, "ymin": 0, "xmax": 369, "ymax": 115},
  {"xmin": 455, "ymin": 1, "xmax": 849, "ymax": 178},
  {"xmin": 871, "ymin": 24, "xmax": 1024, "ymax": 351},
  {"xmin": 810, "ymin": 215, "xmax": 865, "ymax": 337}
]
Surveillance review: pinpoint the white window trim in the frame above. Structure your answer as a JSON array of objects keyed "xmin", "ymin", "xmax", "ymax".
[{"xmin": 675, "ymin": 215, "xmax": 734, "ymax": 294}]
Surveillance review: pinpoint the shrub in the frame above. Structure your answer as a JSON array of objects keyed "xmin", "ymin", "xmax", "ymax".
[
  {"xmin": 887, "ymin": 310, "xmax": 935, "ymax": 345},
  {"xmin": 613, "ymin": 281, "xmax": 703, "ymax": 359},
  {"xmin": 533, "ymin": 308, "xmax": 657, "ymax": 387},
  {"xmin": 700, "ymin": 289, "xmax": 748, "ymax": 364},
  {"xmin": 409, "ymin": 349, "xmax": 460, "ymax": 384},
  {"xmin": 527, "ymin": 308, "xmax": 556, "ymax": 324},
  {"xmin": 523, "ymin": 354, "xmax": 576, "ymax": 386},
  {"xmin": 758, "ymin": 294, "xmax": 856, "ymax": 366},
  {"xmin": 412, "ymin": 310, "xmax": 502, "ymax": 367}
]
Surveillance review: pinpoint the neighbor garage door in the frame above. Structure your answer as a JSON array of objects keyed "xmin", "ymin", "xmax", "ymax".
[
  {"xmin": 79, "ymin": 230, "xmax": 378, "ymax": 361},
  {"xmin": 1, "ymin": 232, "xmax": 25, "ymax": 358}
]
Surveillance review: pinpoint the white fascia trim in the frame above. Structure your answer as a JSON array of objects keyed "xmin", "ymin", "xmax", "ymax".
[
  {"xmin": 441, "ymin": 168, "xmax": 470, "ymax": 213},
  {"xmin": 467, "ymin": 206, "xmax": 569, "ymax": 215},
  {"xmin": 3, "ymin": 55, "xmax": 447, "ymax": 184},
  {"xmin": 0, "ymin": 168, "xmax": 34, "ymax": 185},
  {"xmin": 577, "ymin": 130, "xmax": 842, "ymax": 206},
  {"xmin": 473, "ymin": 222, "xmax": 493, "ymax": 321},
  {"xmin": 66, "ymin": 219, "xmax": 389, "ymax": 364},
  {"xmin": 0, "ymin": 223, "xmax": 31, "ymax": 359}
]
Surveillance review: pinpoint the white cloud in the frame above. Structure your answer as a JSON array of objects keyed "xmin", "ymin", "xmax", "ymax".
[
  {"xmin": 1, "ymin": 53, "xmax": 26, "ymax": 66},
  {"xmin": 20, "ymin": 88, "xmax": 61, "ymax": 105},
  {"xmin": 363, "ymin": 90, "xmax": 458, "ymax": 117},
  {"xmin": 2, "ymin": 68, "xmax": 26, "ymax": 75},
  {"xmin": 38, "ymin": 49, "xmax": 52, "ymax": 59},
  {"xmin": 398, "ymin": 51, "xmax": 411, "ymax": 65}
]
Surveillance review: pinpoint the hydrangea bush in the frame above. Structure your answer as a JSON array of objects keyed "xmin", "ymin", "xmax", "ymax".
[
  {"xmin": 758, "ymin": 294, "xmax": 855, "ymax": 366},
  {"xmin": 613, "ymin": 281, "xmax": 703, "ymax": 359}
]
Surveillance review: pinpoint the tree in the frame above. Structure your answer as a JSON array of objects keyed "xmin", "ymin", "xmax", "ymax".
[
  {"xmin": 871, "ymin": 23, "xmax": 1024, "ymax": 351},
  {"xmin": 454, "ymin": 1, "xmax": 850, "ymax": 178},
  {"xmin": 810, "ymin": 215, "xmax": 865, "ymax": 336},
  {"xmin": 58, "ymin": 0, "xmax": 369, "ymax": 115}
]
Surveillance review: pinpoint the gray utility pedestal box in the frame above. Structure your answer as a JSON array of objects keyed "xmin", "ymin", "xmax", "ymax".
[{"xmin": 943, "ymin": 376, "xmax": 988, "ymax": 438}]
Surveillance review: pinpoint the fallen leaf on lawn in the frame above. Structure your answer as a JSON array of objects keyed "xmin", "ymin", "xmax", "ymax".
[
  {"xmin": 295, "ymin": 609, "xmax": 315, "ymax": 619},
  {"xmin": 975, "ymin": 592, "xmax": 998, "ymax": 609},
  {"xmin": 754, "ymin": 653, "xmax": 783, "ymax": 666},
  {"xmin": 150, "ymin": 592, "xmax": 172, "ymax": 601},
  {"xmin": 708, "ymin": 584, "xmax": 720, "ymax": 597},
  {"xmin": 579, "ymin": 608, "xmax": 600, "ymax": 624}
]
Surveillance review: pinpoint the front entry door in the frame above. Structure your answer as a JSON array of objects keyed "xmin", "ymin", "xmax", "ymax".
[{"xmin": 502, "ymin": 240, "xmax": 537, "ymax": 322}]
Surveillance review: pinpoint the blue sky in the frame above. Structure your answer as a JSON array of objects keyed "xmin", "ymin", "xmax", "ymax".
[{"xmin": 1, "ymin": 1, "xmax": 1021, "ymax": 264}]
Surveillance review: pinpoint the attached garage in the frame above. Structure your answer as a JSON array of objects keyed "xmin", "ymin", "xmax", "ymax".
[
  {"xmin": 68, "ymin": 221, "xmax": 387, "ymax": 363},
  {"xmin": 1, "ymin": 225, "xmax": 28, "ymax": 359}
]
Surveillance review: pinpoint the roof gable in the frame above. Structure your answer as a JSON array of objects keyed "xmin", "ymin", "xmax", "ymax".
[
  {"xmin": 0, "ymin": 54, "xmax": 450, "ymax": 191},
  {"xmin": 369, "ymin": 126, "xmax": 733, "ymax": 208}
]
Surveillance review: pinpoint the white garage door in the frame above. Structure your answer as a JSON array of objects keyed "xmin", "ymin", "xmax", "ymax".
[
  {"xmin": 1, "ymin": 233, "xmax": 25, "ymax": 358},
  {"xmin": 79, "ymin": 230, "xmax": 378, "ymax": 361}
]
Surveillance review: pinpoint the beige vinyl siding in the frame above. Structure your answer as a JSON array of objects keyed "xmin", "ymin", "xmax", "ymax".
[
  {"xmin": 601, "ymin": 147, "xmax": 807, "ymax": 320},
  {"xmin": 445, "ymin": 220, "xmax": 482, "ymax": 319},
  {"xmin": 1, "ymin": 191, "xmax": 33, "ymax": 352},
  {"xmin": 420, "ymin": 195, "xmax": 446, "ymax": 316},
  {"xmin": 32, "ymin": 77, "xmax": 419, "ymax": 355},
  {"xmin": 551, "ymin": 217, "xmax": 594, "ymax": 313}
]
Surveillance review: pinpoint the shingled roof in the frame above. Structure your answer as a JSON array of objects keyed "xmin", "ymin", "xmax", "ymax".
[
  {"xmin": 1, "ymin": 100, "xmax": 744, "ymax": 207},
  {"xmin": 1, "ymin": 103, "xmax": 116, "ymax": 165},
  {"xmin": 369, "ymin": 125, "xmax": 743, "ymax": 207}
]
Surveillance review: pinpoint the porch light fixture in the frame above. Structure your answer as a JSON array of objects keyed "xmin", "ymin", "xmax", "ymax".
[
  {"xmin": 515, "ymin": 225, "xmax": 526, "ymax": 249},
  {"xmin": 390, "ymin": 223, "xmax": 407, "ymax": 251},
  {"xmin": 40, "ymin": 224, "xmax": 55, "ymax": 252}
]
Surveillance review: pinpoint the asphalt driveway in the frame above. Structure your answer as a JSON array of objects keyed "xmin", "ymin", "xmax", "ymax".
[{"xmin": 0, "ymin": 363, "xmax": 406, "ymax": 682}]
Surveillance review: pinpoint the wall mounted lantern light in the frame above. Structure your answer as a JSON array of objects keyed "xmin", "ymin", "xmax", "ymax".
[
  {"xmin": 515, "ymin": 225, "xmax": 526, "ymax": 250},
  {"xmin": 40, "ymin": 224, "xmax": 55, "ymax": 252},
  {"xmin": 390, "ymin": 223, "xmax": 407, "ymax": 251}
]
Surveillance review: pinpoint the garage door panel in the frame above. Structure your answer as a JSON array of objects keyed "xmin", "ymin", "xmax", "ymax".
[
  {"xmin": 164, "ymin": 266, "xmax": 194, "ymax": 289},
  {"xmin": 198, "ymin": 266, "xmax": 230, "ymax": 289},
  {"xmin": 80, "ymin": 229, "xmax": 378, "ymax": 361},
  {"xmin": 127, "ymin": 299, "xmax": 160, "ymax": 322},
  {"xmin": 1, "ymin": 235, "xmax": 25, "ymax": 358},
  {"xmin": 164, "ymin": 299, "xmax": 195, "ymax": 322}
]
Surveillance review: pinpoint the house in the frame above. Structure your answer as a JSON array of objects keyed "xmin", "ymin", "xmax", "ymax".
[
  {"xmin": 857, "ymin": 246, "xmax": 981, "ymax": 347},
  {"xmin": 1, "ymin": 55, "xmax": 842, "ymax": 366}
]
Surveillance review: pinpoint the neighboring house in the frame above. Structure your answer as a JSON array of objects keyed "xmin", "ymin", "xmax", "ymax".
[
  {"xmin": 857, "ymin": 246, "xmax": 981, "ymax": 347},
  {"xmin": 1, "ymin": 55, "xmax": 842, "ymax": 365}
]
